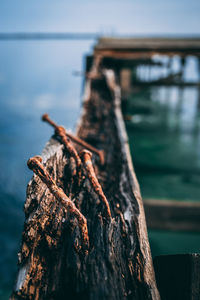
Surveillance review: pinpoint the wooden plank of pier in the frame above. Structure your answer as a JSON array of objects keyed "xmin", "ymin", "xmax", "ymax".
[
  {"xmin": 95, "ymin": 37, "xmax": 200, "ymax": 57},
  {"xmin": 144, "ymin": 199, "xmax": 200, "ymax": 232},
  {"xmin": 93, "ymin": 37, "xmax": 200, "ymax": 233},
  {"xmin": 11, "ymin": 69, "xmax": 160, "ymax": 299},
  {"xmin": 154, "ymin": 254, "xmax": 200, "ymax": 300}
]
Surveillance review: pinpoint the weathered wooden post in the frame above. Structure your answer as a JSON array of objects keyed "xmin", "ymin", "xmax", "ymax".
[{"xmin": 10, "ymin": 67, "xmax": 160, "ymax": 299}]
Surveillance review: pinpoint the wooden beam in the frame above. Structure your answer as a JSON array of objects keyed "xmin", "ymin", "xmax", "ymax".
[
  {"xmin": 95, "ymin": 37, "xmax": 200, "ymax": 52},
  {"xmin": 11, "ymin": 70, "xmax": 160, "ymax": 300},
  {"xmin": 132, "ymin": 81, "xmax": 200, "ymax": 87},
  {"xmin": 154, "ymin": 254, "xmax": 200, "ymax": 300},
  {"xmin": 94, "ymin": 37, "xmax": 200, "ymax": 59},
  {"xmin": 144, "ymin": 199, "xmax": 200, "ymax": 232}
]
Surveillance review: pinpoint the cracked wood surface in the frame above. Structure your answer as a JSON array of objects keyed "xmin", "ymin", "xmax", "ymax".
[{"xmin": 11, "ymin": 70, "xmax": 160, "ymax": 300}]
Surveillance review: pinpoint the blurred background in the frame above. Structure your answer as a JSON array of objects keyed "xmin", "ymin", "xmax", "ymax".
[{"xmin": 0, "ymin": 1, "xmax": 200, "ymax": 298}]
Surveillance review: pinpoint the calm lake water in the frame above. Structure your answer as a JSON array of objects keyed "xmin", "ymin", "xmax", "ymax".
[
  {"xmin": 0, "ymin": 40, "xmax": 94, "ymax": 298},
  {"xmin": 0, "ymin": 42, "xmax": 200, "ymax": 298},
  {"xmin": 124, "ymin": 56, "xmax": 200, "ymax": 258},
  {"xmin": 126, "ymin": 85, "xmax": 200, "ymax": 202}
]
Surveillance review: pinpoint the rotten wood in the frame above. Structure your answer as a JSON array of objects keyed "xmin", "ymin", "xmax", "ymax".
[
  {"xmin": 11, "ymin": 69, "xmax": 160, "ymax": 300},
  {"xmin": 27, "ymin": 156, "xmax": 89, "ymax": 248}
]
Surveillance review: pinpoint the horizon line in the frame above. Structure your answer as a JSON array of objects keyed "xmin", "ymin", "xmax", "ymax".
[{"xmin": 0, "ymin": 32, "xmax": 200, "ymax": 41}]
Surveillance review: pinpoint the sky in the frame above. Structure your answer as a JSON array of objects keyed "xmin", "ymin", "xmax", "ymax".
[{"xmin": 0, "ymin": 0, "xmax": 200, "ymax": 35}]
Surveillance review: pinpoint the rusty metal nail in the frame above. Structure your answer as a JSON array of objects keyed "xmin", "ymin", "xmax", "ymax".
[
  {"xmin": 27, "ymin": 156, "xmax": 89, "ymax": 248},
  {"xmin": 42, "ymin": 113, "xmax": 82, "ymax": 185},
  {"xmin": 42, "ymin": 113, "xmax": 105, "ymax": 165},
  {"xmin": 79, "ymin": 150, "xmax": 111, "ymax": 220},
  {"xmin": 66, "ymin": 131, "xmax": 105, "ymax": 166},
  {"xmin": 42, "ymin": 113, "xmax": 58, "ymax": 129}
]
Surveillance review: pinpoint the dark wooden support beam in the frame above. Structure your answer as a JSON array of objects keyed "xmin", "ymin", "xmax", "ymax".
[
  {"xmin": 95, "ymin": 37, "xmax": 200, "ymax": 58},
  {"xmin": 144, "ymin": 199, "xmax": 200, "ymax": 232},
  {"xmin": 132, "ymin": 81, "xmax": 200, "ymax": 87},
  {"xmin": 154, "ymin": 254, "xmax": 200, "ymax": 300}
]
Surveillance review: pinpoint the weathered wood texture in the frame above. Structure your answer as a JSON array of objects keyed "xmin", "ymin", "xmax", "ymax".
[
  {"xmin": 154, "ymin": 254, "xmax": 200, "ymax": 300},
  {"xmin": 11, "ymin": 70, "xmax": 159, "ymax": 300},
  {"xmin": 95, "ymin": 36, "xmax": 200, "ymax": 53},
  {"xmin": 144, "ymin": 199, "xmax": 200, "ymax": 232},
  {"xmin": 93, "ymin": 38, "xmax": 200, "ymax": 60}
]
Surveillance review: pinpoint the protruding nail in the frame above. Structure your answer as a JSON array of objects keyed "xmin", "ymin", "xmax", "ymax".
[
  {"xmin": 42, "ymin": 114, "xmax": 82, "ymax": 185},
  {"xmin": 42, "ymin": 113, "xmax": 57, "ymax": 129},
  {"xmin": 42, "ymin": 113, "xmax": 105, "ymax": 165},
  {"xmin": 27, "ymin": 156, "xmax": 89, "ymax": 248},
  {"xmin": 80, "ymin": 150, "xmax": 111, "ymax": 220},
  {"xmin": 27, "ymin": 155, "xmax": 42, "ymax": 167}
]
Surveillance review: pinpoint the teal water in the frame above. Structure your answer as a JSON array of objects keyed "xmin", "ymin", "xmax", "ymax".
[
  {"xmin": 148, "ymin": 229, "xmax": 200, "ymax": 258},
  {"xmin": 124, "ymin": 59, "xmax": 200, "ymax": 257},
  {"xmin": 0, "ymin": 40, "xmax": 94, "ymax": 298},
  {"xmin": 125, "ymin": 85, "xmax": 200, "ymax": 202}
]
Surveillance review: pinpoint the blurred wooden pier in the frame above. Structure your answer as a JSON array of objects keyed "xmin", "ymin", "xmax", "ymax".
[
  {"xmin": 86, "ymin": 37, "xmax": 200, "ymax": 233},
  {"xmin": 91, "ymin": 36, "xmax": 200, "ymax": 299}
]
